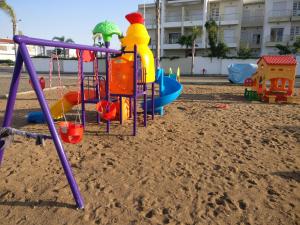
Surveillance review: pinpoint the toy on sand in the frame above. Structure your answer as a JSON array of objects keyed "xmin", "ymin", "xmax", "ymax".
[{"xmin": 244, "ymin": 55, "xmax": 297, "ymax": 103}]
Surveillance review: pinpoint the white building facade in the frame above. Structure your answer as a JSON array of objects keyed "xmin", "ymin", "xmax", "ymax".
[
  {"xmin": 0, "ymin": 38, "xmax": 44, "ymax": 61},
  {"xmin": 139, "ymin": 0, "xmax": 300, "ymax": 57}
]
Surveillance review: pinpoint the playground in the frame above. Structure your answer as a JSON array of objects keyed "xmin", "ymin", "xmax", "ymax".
[
  {"xmin": 0, "ymin": 7, "xmax": 299, "ymax": 225},
  {"xmin": 0, "ymin": 74, "xmax": 299, "ymax": 224}
]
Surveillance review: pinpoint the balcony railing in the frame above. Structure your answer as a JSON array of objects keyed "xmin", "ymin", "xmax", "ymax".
[
  {"xmin": 184, "ymin": 14, "xmax": 203, "ymax": 21},
  {"xmin": 145, "ymin": 18, "xmax": 156, "ymax": 27},
  {"xmin": 242, "ymin": 15, "xmax": 264, "ymax": 26},
  {"xmin": 264, "ymin": 35, "xmax": 297, "ymax": 46},
  {"xmin": 269, "ymin": 10, "xmax": 292, "ymax": 18},
  {"xmin": 209, "ymin": 13, "xmax": 240, "ymax": 22},
  {"xmin": 240, "ymin": 39, "xmax": 262, "ymax": 48},
  {"xmin": 165, "ymin": 15, "xmax": 182, "ymax": 23}
]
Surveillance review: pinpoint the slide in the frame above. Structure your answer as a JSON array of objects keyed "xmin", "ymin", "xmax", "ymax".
[
  {"xmin": 145, "ymin": 68, "xmax": 183, "ymax": 115},
  {"xmin": 27, "ymin": 90, "xmax": 97, "ymax": 123}
]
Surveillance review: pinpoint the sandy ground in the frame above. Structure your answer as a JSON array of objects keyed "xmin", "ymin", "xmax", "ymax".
[{"xmin": 0, "ymin": 75, "xmax": 299, "ymax": 225}]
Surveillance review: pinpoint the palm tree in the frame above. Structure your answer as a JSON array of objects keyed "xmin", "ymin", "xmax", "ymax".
[
  {"xmin": 190, "ymin": 26, "xmax": 202, "ymax": 75},
  {"xmin": 177, "ymin": 35, "xmax": 192, "ymax": 57},
  {"xmin": 155, "ymin": 0, "xmax": 161, "ymax": 65},
  {"xmin": 0, "ymin": 0, "xmax": 17, "ymax": 57},
  {"xmin": 177, "ymin": 27, "xmax": 202, "ymax": 75},
  {"xmin": 52, "ymin": 36, "xmax": 74, "ymax": 58}
]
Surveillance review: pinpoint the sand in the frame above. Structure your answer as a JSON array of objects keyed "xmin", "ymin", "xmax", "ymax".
[{"xmin": 0, "ymin": 75, "xmax": 299, "ymax": 225}]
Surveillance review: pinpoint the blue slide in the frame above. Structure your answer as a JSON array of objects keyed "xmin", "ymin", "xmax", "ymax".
[{"xmin": 146, "ymin": 68, "xmax": 183, "ymax": 115}]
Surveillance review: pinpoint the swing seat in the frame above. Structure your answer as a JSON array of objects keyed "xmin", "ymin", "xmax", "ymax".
[
  {"xmin": 96, "ymin": 100, "xmax": 117, "ymax": 121},
  {"xmin": 59, "ymin": 122, "xmax": 83, "ymax": 144}
]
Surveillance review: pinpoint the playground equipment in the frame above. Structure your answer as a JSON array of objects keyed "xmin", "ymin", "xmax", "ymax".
[
  {"xmin": 1, "ymin": 12, "xmax": 182, "ymax": 210},
  {"xmin": 228, "ymin": 64, "xmax": 257, "ymax": 84},
  {"xmin": 244, "ymin": 55, "xmax": 297, "ymax": 103},
  {"xmin": 145, "ymin": 68, "xmax": 183, "ymax": 115},
  {"xmin": 29, "ymin": 76, "xmax": 46, "ymax": 90}
]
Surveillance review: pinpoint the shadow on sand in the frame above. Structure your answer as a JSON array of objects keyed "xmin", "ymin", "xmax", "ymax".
[{"xmin": 0, "ymin": 200, "xmax": 77, "ymax": 209}]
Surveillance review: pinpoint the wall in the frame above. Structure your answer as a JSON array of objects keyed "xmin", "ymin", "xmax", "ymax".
[{"xmin": 31, "ymin": 56, "xmax": 300, "ymax": 76}]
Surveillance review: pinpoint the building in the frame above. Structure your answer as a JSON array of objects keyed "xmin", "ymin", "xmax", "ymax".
[
  {"xmin": 138, "ymin": 0, "xmax": 300, "ymax": 57},
  {"xmin": 240, "ymin": 0, "xmax": 265, "ymax": 56},
  {"xmin": 262, "ymin": 0, "xmax": 300, "ymax": 55},
  {"xmin": 138, "ymin": 0, "xmax": 243, "ymax": 57},
  {"xmin": 0, "ymin": 38, "xmax": 44, "ymax": 61}
]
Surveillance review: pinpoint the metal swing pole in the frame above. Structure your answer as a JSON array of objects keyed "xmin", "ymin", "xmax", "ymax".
[
  {"xmin": 0, "ymin": 48, "xmax": 23, "ymax": 164},
  {"xmin": 19, "ymin": 42, "xmax": 84, "ymax": 209}
]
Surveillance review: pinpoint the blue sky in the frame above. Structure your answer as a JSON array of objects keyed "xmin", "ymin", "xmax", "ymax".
[{"xmin": 0, "ymin": 0, "xmax": 148, "ymax": 48}]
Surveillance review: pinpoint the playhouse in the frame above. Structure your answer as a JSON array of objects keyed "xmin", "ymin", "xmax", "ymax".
[{"xmin": 244, "ymin": 55, "xmax": 297, "ymax": 103}]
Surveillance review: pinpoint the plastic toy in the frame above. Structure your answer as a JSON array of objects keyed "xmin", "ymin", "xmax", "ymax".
[
  {"xmin": 228, "ymin": 64, "xmax": 257, "ymax": 84},
  {"xmin": 244, "ymin": 55, "xmax": 297, "ymax": 103},
  {"xmin": 29, "ymin": 76, "xmax": 46, "ymax": 90}
]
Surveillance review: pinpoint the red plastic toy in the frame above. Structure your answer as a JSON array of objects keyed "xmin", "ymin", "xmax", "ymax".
[
  {"xmin": 96, "ymin": 100, "xmax": 117, "ymax": 121},
  {"xmin": 29, "ymin": 76, "xmax": 46, "ymax": 90},
  {"xmin": 59, "ymin": 121, "xmax": 83, "ymax": 144}
]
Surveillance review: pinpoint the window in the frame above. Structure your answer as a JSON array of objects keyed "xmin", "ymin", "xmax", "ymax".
[
  {"xmin": 168, "ymin": 33, "xmax": 181, "ymax": 44},
  {"xmin": 270, "ymin": 28, "xmax": 284, "ymax": 42},
  {"xmin": 224, "ymin": 6, "xmax": 237, "ymax": 20},
  {"xmin": 223, "ymin": 29, "xmax": 235, "ymax": 43},
  {"xmin": 252, "ymin": 34, "xmax": 261, "ymax": 45},
  {"xmin": 290, "ymin": 26, "xmax": 300, "ymax": 41},
  {"xmin": 272, "ymin": 1, "xmax": 288, "ymax": 17},
  {"xmin": 293, "ymin": 1, "xmax": 300, "ymax": 16},
  {"xmin": 210, "ymin": 7, "xmax": 219, "ymax": 20}
]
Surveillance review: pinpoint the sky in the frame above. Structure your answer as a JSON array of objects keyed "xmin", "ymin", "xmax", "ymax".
[{"xmin": 0, "ymin": 0, "xmax": 149, "ymax": 49}]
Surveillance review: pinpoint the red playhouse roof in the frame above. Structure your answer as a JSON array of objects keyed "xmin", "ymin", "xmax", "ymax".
[
  {"xmin": 258, "ymin": 55, "xmax": 297, "ymax": 65},
  {"xmin": 125, "ymin": 12, "xmax": 144, "ymax": 24}
]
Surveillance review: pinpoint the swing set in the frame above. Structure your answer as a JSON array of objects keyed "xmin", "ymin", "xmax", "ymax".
[{"xmin": 0, "ymin": 35, "xmax": 155, "ymax": 209}]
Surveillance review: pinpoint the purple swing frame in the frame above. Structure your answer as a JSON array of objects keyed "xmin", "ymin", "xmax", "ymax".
[{"xmin": 0, "ymin": 35, "xmax": 155, "ymax": 209}]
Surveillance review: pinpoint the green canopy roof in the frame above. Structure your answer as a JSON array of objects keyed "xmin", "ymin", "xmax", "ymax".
[{"xmin": 92, "ymin": 21, "xmax": 121, "ymax": 42}]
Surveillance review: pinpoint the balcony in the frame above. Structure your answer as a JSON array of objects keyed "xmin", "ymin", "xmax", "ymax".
[
  {"xmin": 240, "ymin": 39, "xmax": 262, "ymax": 49},
  {"xmin": 145, "ymin": 18, "xmax": 156, "ymax": 29},
  {"xmin": 163, "ymin": 38, "xmax": 203, "ymax": 49},
  {"xmin": 265, "ymin": 35, "xmax": 294, "ymax": 47},
  {"xmin": 164, "ymin": 15, "xmax": 182, "ymax": 27},
  {"xmin": 242, "ymin": 15, "xmax": 264, "ymax": 27},
  {"xmin": 184, "ymin": 14, "xmax": 204, "ymax": 26},
  {"xmin": 268, "ymin": 10, "xmax": 292, "ymax": 22},
  {"xmin": 292, "ymin": 9, "xmax": 300, "ymax": 21},
  {"xmin": 167, "ymin": 0, "xmax": 200, "ymax": 4},
  {"xmin": 209, "ymin": 13, "xmax": 240, "ymax": 25}
]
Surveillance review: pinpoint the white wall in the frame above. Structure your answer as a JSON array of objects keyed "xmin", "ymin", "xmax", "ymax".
[
  {"xmin": 31, "ymin": 56, "xmax": 300, "ymax": 76},
  {"xmin": 160, "ymin": 57, "xmax": 259, "ymax": 75}
]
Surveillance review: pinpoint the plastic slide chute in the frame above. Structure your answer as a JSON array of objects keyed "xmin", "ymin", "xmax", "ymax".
[
  {"xmin": 27, "ymin": 90, "xmax": 96, "ymax": 123},
  {"xmin": 228, "ymin": 64, "xmax": 257, "ymax": 84},
  {"xmin": 145, "ymin": 68, "xmax": 183, "ymax": 114}
]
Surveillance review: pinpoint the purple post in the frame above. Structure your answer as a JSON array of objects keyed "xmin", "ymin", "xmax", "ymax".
[
  {"xmin": 0, "ymin": 49, "xmax": 23, "ymax": 163},
  {"xmin": 18, "ymin": 42, "xmax": 84, "ymax": 209},
  {"xmin": 80, "ymin": 50, "xmax": 86, "ymax": 128},
  {"xmin": 95, "ymin": 55, "xmax": 101, "ymax": 124},
  {"xmin": 143, "ymin": 84, "xmax": 147, "ymax": 127},
  {"xmin": 129, "ymin": 97, "xmax": 132, "ymax": 118},
  {"xmin": 119, "ymin": 96, "xmax": 123, "ymax": 125},
  {"xmin": 105, "ymin": 42, "xmax": 110, "ymax": 133},
  {"xmin": 133, "ymin": 45, "xmax": 137, "ymax": 136},
  {"xmin": 152, "ymin": 82, "xmax": 155, "ymax": 120}
]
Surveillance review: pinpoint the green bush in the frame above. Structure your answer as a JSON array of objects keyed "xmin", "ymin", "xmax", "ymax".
[{"xmin": 0, "ymin": 59, "xmax": 14, "ymax": 66}]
